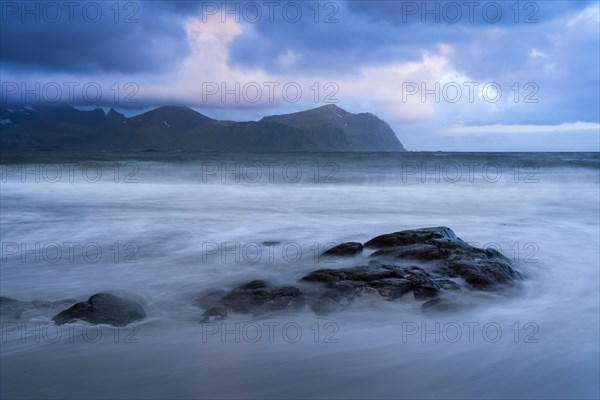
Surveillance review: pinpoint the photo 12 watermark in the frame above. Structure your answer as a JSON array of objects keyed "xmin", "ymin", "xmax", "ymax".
[
  {"xmin": 196, "ymin": 240, "xmax": 538, "ymax": 264},
  {"xmin": 1, "ymin": 241, "xmax": 140, "ymax": 264},
  {"xmin": 2, "ymin": 322, "xmax": 140, "ymax": 344},
  {"xmin": 401, "ymin": 321, "xmax": 540, "ymax": 343},
  {"xmin": 199, "ymin": 319, "xmax": 340, "ymax": 344},
  {"xmin": 1, "ymin": 81, "xmax": 140, "ymax": 105},
  {"xmin": 1, "ymin": 1, "xmax": 140, "ymax": 24},
  {"xmin": 197, "ymin": 161, "xmax": 339, "ymax": 184},
  {"xmin": 200, "ymin": 1, "xmax": 340, "ymax": 24},
  {"xmin": 392, "ymin": 1, "xmax": 540, "ymax": 24},
  {"xmin": 397, "ymin": 162, "xmax": 540, "ymax": 183},
  {"xmin": 401, "ymin": 81, "xmax": 539, "ymax": 104},
  {"xmin": 1, "ymin": 162, "xmax": 140, "ymax": 183},
  {"xmin": 199, "ymin": 81, "xmax": 339, "ymax": 105}
]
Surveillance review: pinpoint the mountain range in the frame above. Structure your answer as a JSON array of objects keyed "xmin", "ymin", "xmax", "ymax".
[{"xmin": 0, "ymin": 104, "xmax": 405, "ymax": 152}]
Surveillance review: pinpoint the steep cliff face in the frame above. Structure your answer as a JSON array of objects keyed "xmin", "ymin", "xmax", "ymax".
[{"xmin": 261, "ymin": 104, "xmax": 405, "ymax": 151}]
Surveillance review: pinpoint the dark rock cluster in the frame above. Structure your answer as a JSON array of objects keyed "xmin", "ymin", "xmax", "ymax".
[
  {"xmin": 4, "ymin": 227, "xmax": 522, "ymax": 326},
  {"xmin": 195, "ymin": 227, "xmax": 523, "ymax": 320}
]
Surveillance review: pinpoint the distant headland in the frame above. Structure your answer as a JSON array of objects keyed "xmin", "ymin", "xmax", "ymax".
[{"xmin": 0, "ymin": 104, "xmax": 405, "ymax": 152}]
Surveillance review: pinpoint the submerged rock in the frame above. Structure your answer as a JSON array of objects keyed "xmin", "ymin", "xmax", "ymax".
[
  {"xmin": 321, "ymin": 242, "xmax": 363, "ymax": 257},
  {"xmin": 196, "ymin": 280, "xmax": 305, "ymax": 322},
  {"xmin": 421, "ymin": 297, "xmax": 465, "ymax": 312},
  {"xmin": 52, "ymin": 293, "xmax": 146, "ymax": 327}
]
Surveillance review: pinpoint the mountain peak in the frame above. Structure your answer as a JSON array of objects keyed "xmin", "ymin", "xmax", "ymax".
[
  {"xmin": 260, "ymin": 104, "xmax": 354, "ymax": 128},
  {"xmin": 107, "ymin": 108, "xmax": 125, "ymax": 121},
  {"xmin": 318, "ymin": 104, "xmax": 343, "ymax": 110},
  {"xmin": 313, "ymin": 104, "xmax": 350, "ymax": 114},
  {"xmin": 134, "ymin": 105, "xmax": 214, "ymax": 124}
]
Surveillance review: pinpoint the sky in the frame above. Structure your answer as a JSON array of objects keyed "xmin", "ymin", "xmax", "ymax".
[{"xmin": 1, "ymin": 0, "xmax": 599, "ymax": 151}]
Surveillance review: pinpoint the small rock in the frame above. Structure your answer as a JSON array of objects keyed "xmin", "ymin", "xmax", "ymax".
[
  {"xmin": 321, "ymin": 242, "xmax": 363, "ymax": 257},
  {"xmin": 364, "ymin": 226, "xmax": 457, "ymax": 248},
  {"xmin": 302, "ymin": 264, "xmax": 440, "ymax": 313},
  {"xmin": 370, "ymin": 243, "xmax": 445, "ymax": 261},
  {"xmin": 197, "ymin": 281, "xmax": 305, "ymax": 322},
  {"xmin": 52, "ymin": 293, "xmax": 146, "ymax": 327}
]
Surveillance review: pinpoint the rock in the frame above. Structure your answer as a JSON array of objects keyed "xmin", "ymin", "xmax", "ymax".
[
  {"xmin": 368, "ymin": 233, "xmax": 522, "ymax": 290},
  {"xmin": 197, "ymin": 280, "xmax": 305, "ymax": 322},
  {"xmin": 0, "ymin": 297, "xmax": 19, "ymax": 304},
  {"xmin": 52, "ymin": 293, "xmax": 146, "ymax": 327},
  {"xmin": 434, "ymin": 279, "xmax": 462, "ymax": 291},
  {"xmin": 311, "ymin": 290, "xmax": 354, "ymax": 314},
  {"xmin": 364, "ymin": 226, "xmax": 457, "ymax": 248},
  {"xmin": 201, "ymin": 305, "xmax": 229, "ymax": 322},
  {"xmin": 300, "ymin": 226, "xmax": 522, "ymax": 313},
  {"xmin": 301, "ymin": 264, "xmax": 441, "ymax": 314},
  {"xmin": 193, "ymin": 290, "xmax": 226, "ymax": 310},
  {"xmin": 268, "ymin": 287, "xmax": 304, "ymax": 311},
  {"xmin": 421, "ymin": 298, "xmax": 464, "ymax": 312},
  {"xmin": 197, "ymin": 227, "xmax": 523, "ymax": 318},
  {"xmin": 440, "ymin": 258, "xmax": 521, "ymax": 289},
  {"xmin": 370, "ymin": 243, "xmax": 445, "ymax": 261},
  {"xmin": 321, "ymin": 242, "xmax": 363, "ymax": 257}
]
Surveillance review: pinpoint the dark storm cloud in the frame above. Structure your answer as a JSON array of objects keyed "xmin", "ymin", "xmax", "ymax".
[
  {"xmin": 224, "ymin": 1, "xmax": 596, "ymax": 75},
  {"xmin": 220, "ymin": 0, "xmax": 598, "ymax": 126},
  {"xmin": 226, "ymin": 1, "xmax": 461, "ymax": 74},
  {"xmin": 0, "ymin": 0, "xmax": 192, "ymax": 74}
]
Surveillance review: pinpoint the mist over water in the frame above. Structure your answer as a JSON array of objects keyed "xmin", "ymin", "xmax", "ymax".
[{"xmin": 1, "ymin": 152, "xmax": 599, "ymax": 399}]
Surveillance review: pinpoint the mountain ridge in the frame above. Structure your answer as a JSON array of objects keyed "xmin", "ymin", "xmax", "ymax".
[{"xmin": 0, "ymin": 104, "xmax": 406, "ymax": 152}]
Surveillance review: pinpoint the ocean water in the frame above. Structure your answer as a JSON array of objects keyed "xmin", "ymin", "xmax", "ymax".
[{"xmin": 1, "ymin": 152, "xmax": 598, "ymax": 399}]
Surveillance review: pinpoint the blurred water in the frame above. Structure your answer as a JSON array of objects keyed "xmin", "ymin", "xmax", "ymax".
[{"xmin": 1, "ymin": 152, "xmax": 599, "ymax": 399}]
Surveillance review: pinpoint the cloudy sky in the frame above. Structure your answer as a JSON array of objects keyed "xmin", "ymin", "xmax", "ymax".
[{"xmin": 1, "ymin": 0, "xmax": 599, "ymax": 151}]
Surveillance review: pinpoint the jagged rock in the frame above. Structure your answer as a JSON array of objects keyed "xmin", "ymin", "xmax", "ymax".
[
  {"xmin": 302, "ymin": 264, "xmax": 441, "ymax": 314},
  {"xmin": 52, "ymin": 293, "xmax": 146, "ymax": 327},
  {"xmin": 196, "ymin": 227, "xmax": 522, "ymax": 319},
  {"xmin": 299, "ymin": 227, "xmax": 522, "ymax": 314},
  {"xmin": 321, "ymin": 242, "xmax": 363, "ymax": 257},
  {"xmin": 370, "ymin": 243, "xmax": 446, "ymax": 261},
  {"xmin": 364, "ymin": 226, "xmax": 457, "ymax": 248},
  {"xmin": 367, "ymin": 228, "xmax": 522, "ymax": 289},
  {"xmin": 440, "ymin": 258, "xmax": 520, "ymax": 289},
  {"xmin": 196, "ymin": 280, "xmax": 305, "ymax": 322}
]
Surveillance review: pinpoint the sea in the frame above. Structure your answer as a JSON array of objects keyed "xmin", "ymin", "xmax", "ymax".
[{"xmin": 1, "ymin": 151, "xmax": 598, "ymax": 399}]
